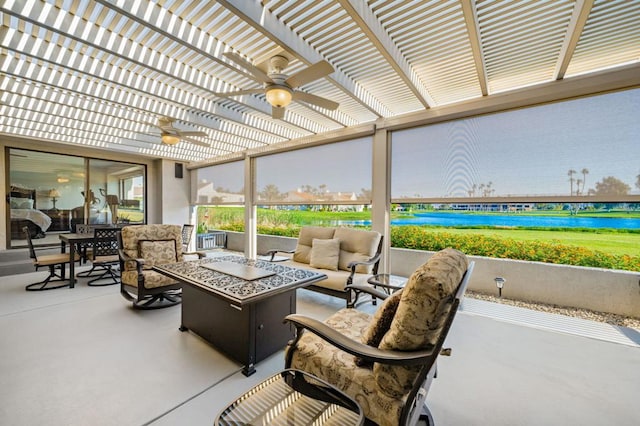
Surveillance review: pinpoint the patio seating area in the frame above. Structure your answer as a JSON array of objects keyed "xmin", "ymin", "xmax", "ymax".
[{"xmin": 0, "ymin": 260, "xmax": 638, "ymax": 426}]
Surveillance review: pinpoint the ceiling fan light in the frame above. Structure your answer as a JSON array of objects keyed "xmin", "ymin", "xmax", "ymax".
[
  {"xmin": 161, "ymin": 134, "xmax": 180, "ymax": 145},
  {"xmin": 265, "ymin": 86, "xmax": 292, "ymax": 108}
]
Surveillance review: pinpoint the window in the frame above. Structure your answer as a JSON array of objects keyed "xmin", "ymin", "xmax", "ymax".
[
  {"xmin": 193, "ymin": 161, "xmax": 244, "ymax": 205},
  {"xmin": 255, "ymin": 138, "xmax": 372, "ymax": 205},
  {"xmin": 389, "ymin": 89, "xmax": 640, "ymax": 272},
  {"xmin": 7, "ymin": 148, "xmax": 146, "ymax": 247}
]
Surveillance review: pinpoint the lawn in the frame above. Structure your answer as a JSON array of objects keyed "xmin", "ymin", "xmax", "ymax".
[{"xmin": 418, "ymin": 227, "xmax": 640, "ymax": 257}]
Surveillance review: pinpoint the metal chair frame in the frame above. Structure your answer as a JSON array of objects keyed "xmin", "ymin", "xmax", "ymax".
[
  {"xmin": 77, "ymin": 227, "xmax": 120, "ymax": 286},
  {"xmin": 23, "ymin": 226, "xmax": 79, "ymax": 291}
]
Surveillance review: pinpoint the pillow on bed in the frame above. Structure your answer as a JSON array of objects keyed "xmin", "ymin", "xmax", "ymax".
[
  {"xmin": 10, "ymin": 198, "xmax": 33, "ymax": 209},
  {"xmin": 19, "ymin": 199, "xmax": 34, "ymax": 209}
]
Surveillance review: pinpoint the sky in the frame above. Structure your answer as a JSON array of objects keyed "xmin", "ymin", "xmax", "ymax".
[{"xmin": 198, "ymin": 88, "xmax": 639, "ymax": 198}]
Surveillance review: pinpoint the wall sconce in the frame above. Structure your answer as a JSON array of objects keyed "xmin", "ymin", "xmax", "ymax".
[
  {"xmin": 49, "ymin": 189, "xmax": 61, "ymax": 211},
  {"xmin": 495, "ymin": 277, "xmax": 506, "ymax": 298}
]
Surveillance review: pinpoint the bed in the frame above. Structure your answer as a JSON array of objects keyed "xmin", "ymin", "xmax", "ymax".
[{"xmin": 9, "ymin": 186, "xmax": 52, "ymax": 239}]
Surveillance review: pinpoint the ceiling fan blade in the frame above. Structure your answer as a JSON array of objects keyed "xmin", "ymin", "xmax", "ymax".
[
  {"xmin": 285, "ymin": 60, "xmax": 334, "ymax": 88},
  {"xmin": 214, "ymin": 88, "xmax": 264, "ymax": 97},
  {"xmin": 272, "ymin": 106, "xmax": 285, "ymax": 120},
  {"xmin": 293, "ymin": 91, "xmax": 339, "ymax": 110},
  {"xmin": 177, "ymin": 131, "xmax": 208, "ymax": 137},
  {"xmin": 224, "ymin": 52, "xmax": 274, "ymax": 84},
  {"xmin": 181, "ymin": 136, "xmax": 210, "ymax": 147}
]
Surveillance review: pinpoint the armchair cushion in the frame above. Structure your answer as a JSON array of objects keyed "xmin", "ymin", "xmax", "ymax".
[
  {"xmin": 334, "ymin": 227, "xmax": 381, "ymax": 273},
  {"xmin": 122, "ymin": 270, "xmax": 179, "ymax": 289},
  {"xmin": 293, "ymin": 226, "xmax": 336, "ymax": 264},
  {"xmin": 375, "ymin": 248, "xmax": 469, "ymax": 398},
  {"xmin": 309, "ymin": 238, "xmax": 340, "ymax": 271},
  {"xmin": 287, "ymin": 308, "xmax": 405, "ymax": 426},
  {"xmin": 138, "ymin": 239, "xmax": 178, "ymax": 269}
]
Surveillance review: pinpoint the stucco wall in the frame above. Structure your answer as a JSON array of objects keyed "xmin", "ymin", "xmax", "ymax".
[
  {"xmin": 157, "ymin": 160, "xmax": 191, "ymax": 226},
  {"xmin": 389, "ymin": 248, "xmax": 640, "ymax": 318}
]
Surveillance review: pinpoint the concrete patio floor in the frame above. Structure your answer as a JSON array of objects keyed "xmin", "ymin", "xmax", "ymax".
[{"xmin": 0, "ymin": 265, "xmax": 638, "ymax": 426}]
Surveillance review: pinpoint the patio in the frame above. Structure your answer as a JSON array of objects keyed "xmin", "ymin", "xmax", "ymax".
[{"xmin": 1, "ymin": 261, "xmax": 638, "ymax": 426}]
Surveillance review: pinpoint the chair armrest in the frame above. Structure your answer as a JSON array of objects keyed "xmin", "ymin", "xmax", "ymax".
[
  {"xmin": 118, "ymin": 249, "xmax": 146, "ymax": 273},
  {"xmin": 264, "ymin": 249, "xmax": 295, "ymax": 262},
  {"xmin": 284, "ymin": 314, "xmax": 436, "ymax": 367},
  {"xmin": 345, "ymin": 251, "xmax": 382, "ymax": 286},
  {"xmin": 346, "ymin": 250, "xmax": 381, "ymax": 271},
  {"xmin": 345, "ymin": 284, "xmax": 390, "ymax": 301},
  {"xmin": 184, "ymin": 251, "xmax": 206, "ymax": 259}
]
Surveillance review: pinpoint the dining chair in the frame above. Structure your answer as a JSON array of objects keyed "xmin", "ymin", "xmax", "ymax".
[
  {"xmin": 23, "ymin": 226, "xmax": 80, "ymax": 291},
  {"xmin": 77, "ymin": 227, "xmax": 120, "ymax": 286}
]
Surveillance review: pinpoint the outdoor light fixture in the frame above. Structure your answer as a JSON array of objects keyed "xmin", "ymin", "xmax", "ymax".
[
  {"xmin": 161, "ymin": 133, "xmax": 180, "ymax": 145},
  {"xmin": 49, "ymin": 189, "xmax": 61, "ymax": 210},
  {"xmin": 265, "ymin": 86, "xmax": 292, "ymax": 108},
  {"xmin": 495, "ymin": 277, "xmax": 506, "ymax": 297}
]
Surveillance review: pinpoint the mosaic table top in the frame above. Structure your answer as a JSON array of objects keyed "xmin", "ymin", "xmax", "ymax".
[{"xmin": 154, "ymin": 255, "xmax": 327, "ymax": 305}]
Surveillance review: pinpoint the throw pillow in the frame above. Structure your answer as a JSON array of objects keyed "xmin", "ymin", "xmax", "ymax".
[
  {"xmin": 293, "ymin": 226, "xmax": 336, "ymax": 264},
  {"xmin": 309, "ymin": 238, "xmax": 340, "ymax": 271},
  {"xmin": 138, "ymin": 239, "xmax": 178, "ymax": 269},
  {"xmin": 354, "ymin": 289, "xmax": 403, "ymax": 367}
]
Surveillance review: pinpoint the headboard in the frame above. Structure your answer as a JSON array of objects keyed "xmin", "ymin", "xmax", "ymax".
[{"xmin": 9, "ymin": 185, "xmax": 36, "ymax": 209}]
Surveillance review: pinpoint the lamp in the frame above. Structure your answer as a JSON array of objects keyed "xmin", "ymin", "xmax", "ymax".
[
  {"xmin": 265, "ymin": 86, "xmax": 292, "ymax": 108},
  {"xmin": 495, "ymin": 277, "xmax": 506, "ymax": 298},
  {"xmin": 161, "ymin": 133, "xmax": 180, "ymax": 145},
  {"xmin": 57, "ymin": 177, "xmax": 69, "ymax": 183},
  {"xmin": 49, "ymin": 189, "xmax": 61, "ymax": 210}
]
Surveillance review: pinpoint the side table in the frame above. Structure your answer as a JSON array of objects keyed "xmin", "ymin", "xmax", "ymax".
[{"xmin": 215, "ymin": 369, "xmax": 363, "ymax": 425}]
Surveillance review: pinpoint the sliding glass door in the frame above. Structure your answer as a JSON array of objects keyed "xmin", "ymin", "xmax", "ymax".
[{"xmin": 7, "ymin": 148, "xmax": 145, "ymax": 248}]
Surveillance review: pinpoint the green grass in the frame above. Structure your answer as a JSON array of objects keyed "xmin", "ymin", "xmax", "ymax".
[{"xmin": 415, "ymin": 227, "xmax": 640, "ymax": 257}]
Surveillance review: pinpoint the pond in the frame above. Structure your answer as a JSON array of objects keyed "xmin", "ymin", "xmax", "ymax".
[{"xmin": 337, "ymin": 212, "xmax": 640, "ymax": 230}]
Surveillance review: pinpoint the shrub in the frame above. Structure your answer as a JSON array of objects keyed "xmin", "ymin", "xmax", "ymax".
[{"xmin": 390, "ymin": 226, "xmax": 640, "ymax": 272}]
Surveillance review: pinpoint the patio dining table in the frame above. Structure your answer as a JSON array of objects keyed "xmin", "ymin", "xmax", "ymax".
[{"xmin": 58, "ymin": 233, "xmax": 96, "ymax": 287}]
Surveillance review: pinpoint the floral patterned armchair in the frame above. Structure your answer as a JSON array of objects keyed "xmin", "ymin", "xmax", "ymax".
[
  {"xmin": 117, "ymin": 224, "xmax": 204, "ymax": 309},
  {"xmin": 284, "ymin": 248, "xmax": 474, "ymax": 426}
]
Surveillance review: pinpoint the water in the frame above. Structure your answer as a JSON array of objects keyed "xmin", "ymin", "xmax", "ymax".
[{"xmin": 337, "ymin": 212, "xmax": 640, "ymax": 230}]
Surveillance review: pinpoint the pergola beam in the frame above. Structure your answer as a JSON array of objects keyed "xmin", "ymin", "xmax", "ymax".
[
  {"xmin": 460, "ymin": 0, "xmax": 489, "ymax": 96},
  {"xmin": 554, "ymin": 0, "xmax": 594, "ymax": 80},
  {"xmin": 338, "ymin": 0, "xmax": 436, "ymax": 109}
]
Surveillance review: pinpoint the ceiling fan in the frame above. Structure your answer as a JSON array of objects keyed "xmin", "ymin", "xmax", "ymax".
[
  {"xmin": 216, "ymin": 53, "xmax": 339, "ymax": 119},
  {"xmin": 143, "ymin": 117, "xmax": 209, "ymax": 147}
]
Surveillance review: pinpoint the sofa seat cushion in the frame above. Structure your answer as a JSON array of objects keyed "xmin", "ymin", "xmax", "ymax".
[
  {"xmin": 293, "ymin": 226, "xmax": 336, "ymax": 264},
  {"xmin": 287, "ymin": 308, "xmax": 407, "ymax": 426},
  {"xmin": 334, "ymin": 227, "xmax": 381, "ymax": 273},
  {"xmin": 277, "ymin": 259, "xmax": 370, "ymax": 292}
]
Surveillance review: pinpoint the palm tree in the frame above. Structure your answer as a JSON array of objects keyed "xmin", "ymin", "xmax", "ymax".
[
  {"xmin": 567, "ymin": 169, "xmax": 576, "ymax": 195},
  {"xmin": 581, "ymin": 168, "xmax": 589, "ymax": 195}
]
